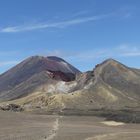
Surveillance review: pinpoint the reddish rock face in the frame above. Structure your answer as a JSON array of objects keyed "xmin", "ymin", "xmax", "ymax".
[
  {"xmin": 0, "ymin": 56, "xmax": 81, "ymax": 94},
  {"xmin": 26, "ymin": 56, "xmax": 81, "ymax": 81},
  {"xmin": 42, "ymin": 56, "xmax": 81, "ymax": 81},
  {"xmin": 48, "ymin": 70, "xmax": 75, "ymax": 82},
  {"xmin": 43, "ymin": 56, "xmax": 81, "ymax": 77}
]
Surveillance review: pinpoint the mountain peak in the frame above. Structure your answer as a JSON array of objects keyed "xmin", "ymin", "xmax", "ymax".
[
  {"xmin": 0, "ymin": 56, "xmax": 140, "ymax": 121},
  {"xmin": 22, "ymin": 55, "xmax": 81, "ymax": 74},
  {"xmin": 102, "ymin": 58, "xmax": 120, "ymax": 65},
  {"xmin": 95, "ymin": 58, "xmax": 125, "ymax": 70},
  {"xmin": 47, "ymin": 56, "xmax": 66, "ymax": 62},
  {"xmin": 0, "ymin": 55, "xmax": 81, "ymax": 100},
  {"xmin": 28, "ymin": 55, "xmax": 45, "ymax": 60}
]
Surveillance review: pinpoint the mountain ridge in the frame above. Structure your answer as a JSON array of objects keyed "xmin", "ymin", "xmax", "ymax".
[
  {"xmin": 0, "ymin": 56, "xmax": 140, "ymax": 122},
  {"xmin": 0, "ymin": 56, "xmax": 81, "ymax": 101}
]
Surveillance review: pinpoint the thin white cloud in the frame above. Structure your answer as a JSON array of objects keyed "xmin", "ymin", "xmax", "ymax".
[
  {"xmin": 0, "ymin": 14, "xmax": 111, "ymax": 33},
  {"xmin": 0, "ymin": 44, "xmax": 139, "ymax": 72},
  {"xmin": 117, "ymin": 44, "xmax": 140, "ymax": 57},
  {"xmin": 0, "ymin": 61, "xmax": 19, "ymax": 67},
  {"xmin": 0, "ymin": 51, "xmax": 18, "ymax": 56},
  {"xmin": 71, "ymin": 10, "xmax": 90, "ymax": 18},
  {"xmin": 123, "ymin": 52, "xmax": 140, "ymax": 56},
  {"xmin": 51, "ymin": 44, "xmax": 140, "ymax": 62}
]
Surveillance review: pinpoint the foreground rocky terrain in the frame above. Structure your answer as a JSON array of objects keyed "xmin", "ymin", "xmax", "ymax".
[
  {"xmin": 0, "ymin": 56, "xmax": 140, "ymax": 122},
  {"xmin": 0, "ymin": 111, "xmax": 140, "ymax": 140}
]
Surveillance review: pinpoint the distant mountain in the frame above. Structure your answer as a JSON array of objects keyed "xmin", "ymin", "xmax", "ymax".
[
  {"xmin": 70, "ymin": 59, "xmax": 140, "ymax": 110},
  {"xmin": 0, "ymin": 56, "xmax": 140, "ymax": 122},
  {"xmin": 0, "ymin": 56, "xmax": 81, "ymax": 101}
]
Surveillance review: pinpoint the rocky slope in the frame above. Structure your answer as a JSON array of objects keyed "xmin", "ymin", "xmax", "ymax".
[
  {"xmin": 0, "ymin": 57, "xmax": 140, "ymax": 122},
  {"xmin": 44, "ymin": 59, "xmax": 140, "ymax": 111},
  {"xmin": 0, "ymin": 56, "xmax": 81, "ymax": 101}
]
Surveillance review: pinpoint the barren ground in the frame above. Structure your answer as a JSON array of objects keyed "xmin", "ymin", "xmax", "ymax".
[{"xmin": 0, "ymin": 111, "xmax": 140, "ymax": 140}]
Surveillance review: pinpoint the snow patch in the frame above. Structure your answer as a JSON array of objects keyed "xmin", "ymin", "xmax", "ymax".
[
  {"xmin": 47, "ymin": 82, "xmax": 77, "ymax": 93},
  {"xmin": 56, "ymin": 81, "xmax": 77, "ymax": 93},
  {"xmin": 101, "ymin": 121, "xmax": 125, "ymax": 126},
  {"xmin": 47, "ymin": 85, "xmax": 56, "ymax": 93}
]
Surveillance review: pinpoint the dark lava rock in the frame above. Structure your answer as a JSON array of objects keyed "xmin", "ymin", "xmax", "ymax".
[{"xmin": 0, "ymin": 104, "xmax": 24, "ymax": 112}]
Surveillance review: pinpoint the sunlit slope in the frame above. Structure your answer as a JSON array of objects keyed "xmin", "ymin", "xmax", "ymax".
[{"xmin": 2, "ymin": 59, "xmax": 140, "ymax": 113}]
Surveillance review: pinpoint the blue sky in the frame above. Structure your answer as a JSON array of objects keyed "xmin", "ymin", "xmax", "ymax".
[{"xmin": 0, "ymin": 0, "xmax": 140, "ymax": 73}]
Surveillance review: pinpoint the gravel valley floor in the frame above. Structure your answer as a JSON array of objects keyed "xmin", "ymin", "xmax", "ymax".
[{"xmin": 0, "ymin": 111, "xmax": 140, "ymax": 140}]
